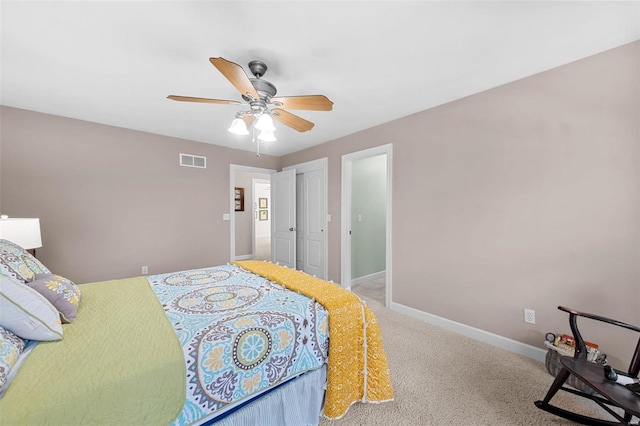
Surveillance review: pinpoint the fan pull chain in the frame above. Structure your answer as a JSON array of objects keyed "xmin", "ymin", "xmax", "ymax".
[{"xmin": 251, "ymin": 125, "xmax": 261, "ymax": 157}]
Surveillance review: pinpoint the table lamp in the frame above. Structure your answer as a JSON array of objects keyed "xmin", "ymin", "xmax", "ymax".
[{"xmin": 0, "ymin": 217, "xmax": 43, "ymax": 256}]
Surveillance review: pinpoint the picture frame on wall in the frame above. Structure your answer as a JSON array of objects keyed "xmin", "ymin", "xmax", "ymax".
[
  {"xmin": 234, "ymin": 187, "xmax": 244, "ymax": 212},
  {"xmin": 258, "ymin": 198, "xmax": 268, "ymax": 209},
  {"xmin": 259, "ymin": 210, "xmax": 268, "ymax": 221}
]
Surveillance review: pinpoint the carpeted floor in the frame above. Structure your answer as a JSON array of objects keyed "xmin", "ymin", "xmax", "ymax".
[{"xmin": 320, "ymin": 296, "xmax": 620, "ymax": 425}]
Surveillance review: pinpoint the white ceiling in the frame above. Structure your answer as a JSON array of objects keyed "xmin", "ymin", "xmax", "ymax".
[{"xmin": 1, "ymin": 1, "xmax": 638, "ymax": 157}]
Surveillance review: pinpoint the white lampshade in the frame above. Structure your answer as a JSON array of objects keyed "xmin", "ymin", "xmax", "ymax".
[
  {"xmin": 258, "ymin": 129, "xmax": 277, "ymax": 142},
  {"xmin": 0, "ymin": 218, "xmax": 42, "ymax": 250},
  {"xmin": 254, "ymin": 113, "xmax": 275, "ymax": 132},
  {"xmin": 228, "ymin": 117, "xmax": 249, "ymax": 135}
]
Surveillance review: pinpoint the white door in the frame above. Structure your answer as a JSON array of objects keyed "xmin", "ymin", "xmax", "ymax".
[
  {"xmin": 271, "ymin": 169, "xmax": 296, "ymax": 267},
  {"xmin": 300, "ymin": 169, "xmax": 325, "ymax": 278}
]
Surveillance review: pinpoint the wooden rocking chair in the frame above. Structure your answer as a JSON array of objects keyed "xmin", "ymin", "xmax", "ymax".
[{"xmin": 535, "ymin": 306, "xmax": 640, "ymax": 425}]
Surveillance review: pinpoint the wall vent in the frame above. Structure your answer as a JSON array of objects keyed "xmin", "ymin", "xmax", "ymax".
[{"xmin": 180, "ymin": 153, "xmax": 206, "ymax": 169}]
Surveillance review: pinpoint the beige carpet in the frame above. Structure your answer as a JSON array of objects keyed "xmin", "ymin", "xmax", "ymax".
[{"xmin": 320, "ymin": 296, "xmax": 621, "ymax": 425}]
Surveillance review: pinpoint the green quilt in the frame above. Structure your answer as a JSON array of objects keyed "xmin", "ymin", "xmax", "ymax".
[{"xmin": 0, "ymin": 277, "xmax": 186, "ymax": 425}]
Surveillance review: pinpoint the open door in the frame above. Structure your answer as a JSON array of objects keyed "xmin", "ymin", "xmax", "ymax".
[{"xmin": 271, "ymin": 168, "xmax": 296, "ymax": 267}]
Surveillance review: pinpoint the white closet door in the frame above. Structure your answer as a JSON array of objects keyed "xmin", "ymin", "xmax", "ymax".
[
  {"xmin": 271, "ymin": 169, "xmax": 296, "ymax": 267},
  {"xmin": 301, "ymin": 169, "xmax": 325, "ymax": 279}
]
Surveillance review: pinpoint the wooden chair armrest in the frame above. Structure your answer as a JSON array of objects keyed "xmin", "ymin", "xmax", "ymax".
[
  {"xmin": 558, "ymin": 306, "xmax": 640, "ymax": 377},
  {"xmin": 558, "ymin": 306, "xmax": 640, "ymax": 334}
]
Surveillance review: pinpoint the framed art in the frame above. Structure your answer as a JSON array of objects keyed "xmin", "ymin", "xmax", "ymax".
[
  {"xmin": 234, "ymin": 187, "xmax": 244, "ymax": 212},
  {"xmin": 259, "ymin": 210, "xmax": 268, "ymax": 221},
  {"xmin": 259, "ymin": 198, "xmax": 268, "ymax": 209}
]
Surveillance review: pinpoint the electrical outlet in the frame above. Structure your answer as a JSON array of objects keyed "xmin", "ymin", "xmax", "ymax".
[
  {"xmin": 524, "ymin": 308, "xmax": 536, "ymax": 324},
  {"xmin": 142, "ymin": 265, "xmax": 148, "ymax": 275}
]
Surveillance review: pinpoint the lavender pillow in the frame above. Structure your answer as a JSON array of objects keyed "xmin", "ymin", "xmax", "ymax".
[{"xmin": 28, "ymin": 274, "xmax": 82, "ymax": 323}]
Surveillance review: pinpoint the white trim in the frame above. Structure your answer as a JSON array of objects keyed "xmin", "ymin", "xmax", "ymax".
[
  {"xmin": 341, "ymin": 159, "xmax": 351, "ymax": 290},
  {"xmin": 390, "ymin": 301, "xmax": 547, "ymax": 362},
  {"xmin": 350, "ymin": 270, "xmax": 385, "ymax": 287},
  {"xmin": 341, "ymin": 144, "xmax": 393, "ymax": 308},
  {"xmin": 229, "ymin": 164, "xmax": 276, "ymax": 263},
  {"xmin": 283, "ymin": 157, "xmax": 328, "ymax": 280}
]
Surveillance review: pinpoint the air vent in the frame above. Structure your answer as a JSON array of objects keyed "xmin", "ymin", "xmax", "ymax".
[{"xmin": 180, "ymin": 153, "xmax": 206, "ymax": 169}]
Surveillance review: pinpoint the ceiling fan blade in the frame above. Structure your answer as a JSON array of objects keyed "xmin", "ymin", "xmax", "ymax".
[
  {"xmin": 209, "ymin": 57, "xmax": 260, "ymax": 100},
  {"xmin": 167, "ymin": 95, "xmax": 241, "ymax": 105},
  {"xmin": 271, "ymin": 108, "xmax": 315, "ymax": 132},
  {"xmin": 270, "ymin": 95, "xmax": 333, "ymax": 111}
]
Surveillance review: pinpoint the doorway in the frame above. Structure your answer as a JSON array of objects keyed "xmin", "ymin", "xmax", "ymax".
[
  {"xmin": 230, "ymin": 165, "xmax": 276, "ymax": 262},
  {"xmin": 230, "ymin": 160, "xmax": 328, "ymax": 281},
  {"xmin": 253, "ymin": 179, "xmax": 271, "ymax": 261},
  {"xmin": 341, "ymin": 144, "xmax": 392, "ymax": 306}
]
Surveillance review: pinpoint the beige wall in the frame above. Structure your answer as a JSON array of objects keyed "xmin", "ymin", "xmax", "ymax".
[
  {"xmin": 281, "ymin": 42, "xmax": 640, "ymax": 368},
  {"xmin": 0, "ymin": 107, "xmax": 280, "ymax": 283}
]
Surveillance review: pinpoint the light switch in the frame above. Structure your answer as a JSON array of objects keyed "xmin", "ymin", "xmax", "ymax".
[{"xmin": 223, "ymin": 213, "xmax": 230, "ymax": 221}]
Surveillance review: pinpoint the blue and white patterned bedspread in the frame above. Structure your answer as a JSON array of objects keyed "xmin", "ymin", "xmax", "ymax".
[{"xmin": 147, "ymin": 264, "xmax": 329, "ymax": 425}]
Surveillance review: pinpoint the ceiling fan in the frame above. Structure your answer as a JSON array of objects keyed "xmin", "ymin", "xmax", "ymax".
[{"xmin": 168, "ymin": 57, "xmax": 333, "ymax": 155}]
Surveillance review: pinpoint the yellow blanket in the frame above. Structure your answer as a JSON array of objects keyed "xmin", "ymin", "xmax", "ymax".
[{"xmin": 235, "ymin": 260, "xmax": 394, "ymax": 419}]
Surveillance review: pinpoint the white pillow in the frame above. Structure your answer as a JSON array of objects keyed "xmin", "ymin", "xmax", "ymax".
[{"xmin": 0, "ymin": 275, "xmax": 63, "ymax": 341}]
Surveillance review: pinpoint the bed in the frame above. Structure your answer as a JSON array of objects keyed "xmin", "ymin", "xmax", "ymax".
[{"xmin": 0, "ymin": 239, "xmax": 393, "ymax": 425}]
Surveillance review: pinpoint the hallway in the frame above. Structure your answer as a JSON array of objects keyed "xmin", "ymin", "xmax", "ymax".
[{"xmin": 351, "ymin": 276, "xmax": 384, "ymax": 305}]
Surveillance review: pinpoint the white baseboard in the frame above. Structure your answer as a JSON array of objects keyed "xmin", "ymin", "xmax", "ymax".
[
  {"xmin": 390, "ymin": 302, "xmax": 547, "ymax": 363},
  {"xmin": 351, "ymin": 270, "xmax": 385, "ymax": 286},
  {"xmin": 234, "ymin": 254, "xmax": 254, "ymax": 261}
]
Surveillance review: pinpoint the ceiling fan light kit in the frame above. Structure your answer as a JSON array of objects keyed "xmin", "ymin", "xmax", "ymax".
[
  {"xmin": 228, "ymin": 116, "xmax": 249, "ymax": 135},
  {"xmin": 168, "ymin": 57, "xmax": 333, "ymax": 156},
  {"xmin": 254, "ymin": 113, "xmax": 275, "ymax": 132},
  {"xmin": 258, "ymin": 129, "xmax": 276, "ymax": 143}
]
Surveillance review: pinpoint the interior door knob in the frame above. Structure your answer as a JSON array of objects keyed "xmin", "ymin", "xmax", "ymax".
[{"xmin": 289, "ymin": 227, "xmax": 294, "ymax": 231}]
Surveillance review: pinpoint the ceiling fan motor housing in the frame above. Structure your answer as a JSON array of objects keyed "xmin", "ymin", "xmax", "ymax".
[
  {"xmin": 247, "ymin": 78, "xmax": 277, "ymax": 100},
  {"xmin": 244, "ymin": 60, "xmax": 277, "ymax": 103}
]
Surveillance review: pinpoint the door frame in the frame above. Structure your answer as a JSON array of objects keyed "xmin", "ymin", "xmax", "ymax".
[
  {"xmin": 283, "ymin": 157, "xmax": 328, "ymax": 280},
  {"xmin": 229, "ymin": 164, "xmax": 276, "ymax": 262},
  {"xmin": 341, "ymin": 144, "xmax": 393, "ymax": 306}
]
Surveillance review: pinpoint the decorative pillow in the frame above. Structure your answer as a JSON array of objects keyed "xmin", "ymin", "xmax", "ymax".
[
  {"xmin": 0, "ymin": 326, "xmax": 26, "ymax": 388},
  {"xmin": 0, "ymin": 239, "xmax": 51, "ymax": 283},
  {"xmin": 0, "ymin": 273, "xmax": 63, "ymax": 341},
  {"xmin": 28, "ymin": 274, "xmax": 82, "ymax": 323}
]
